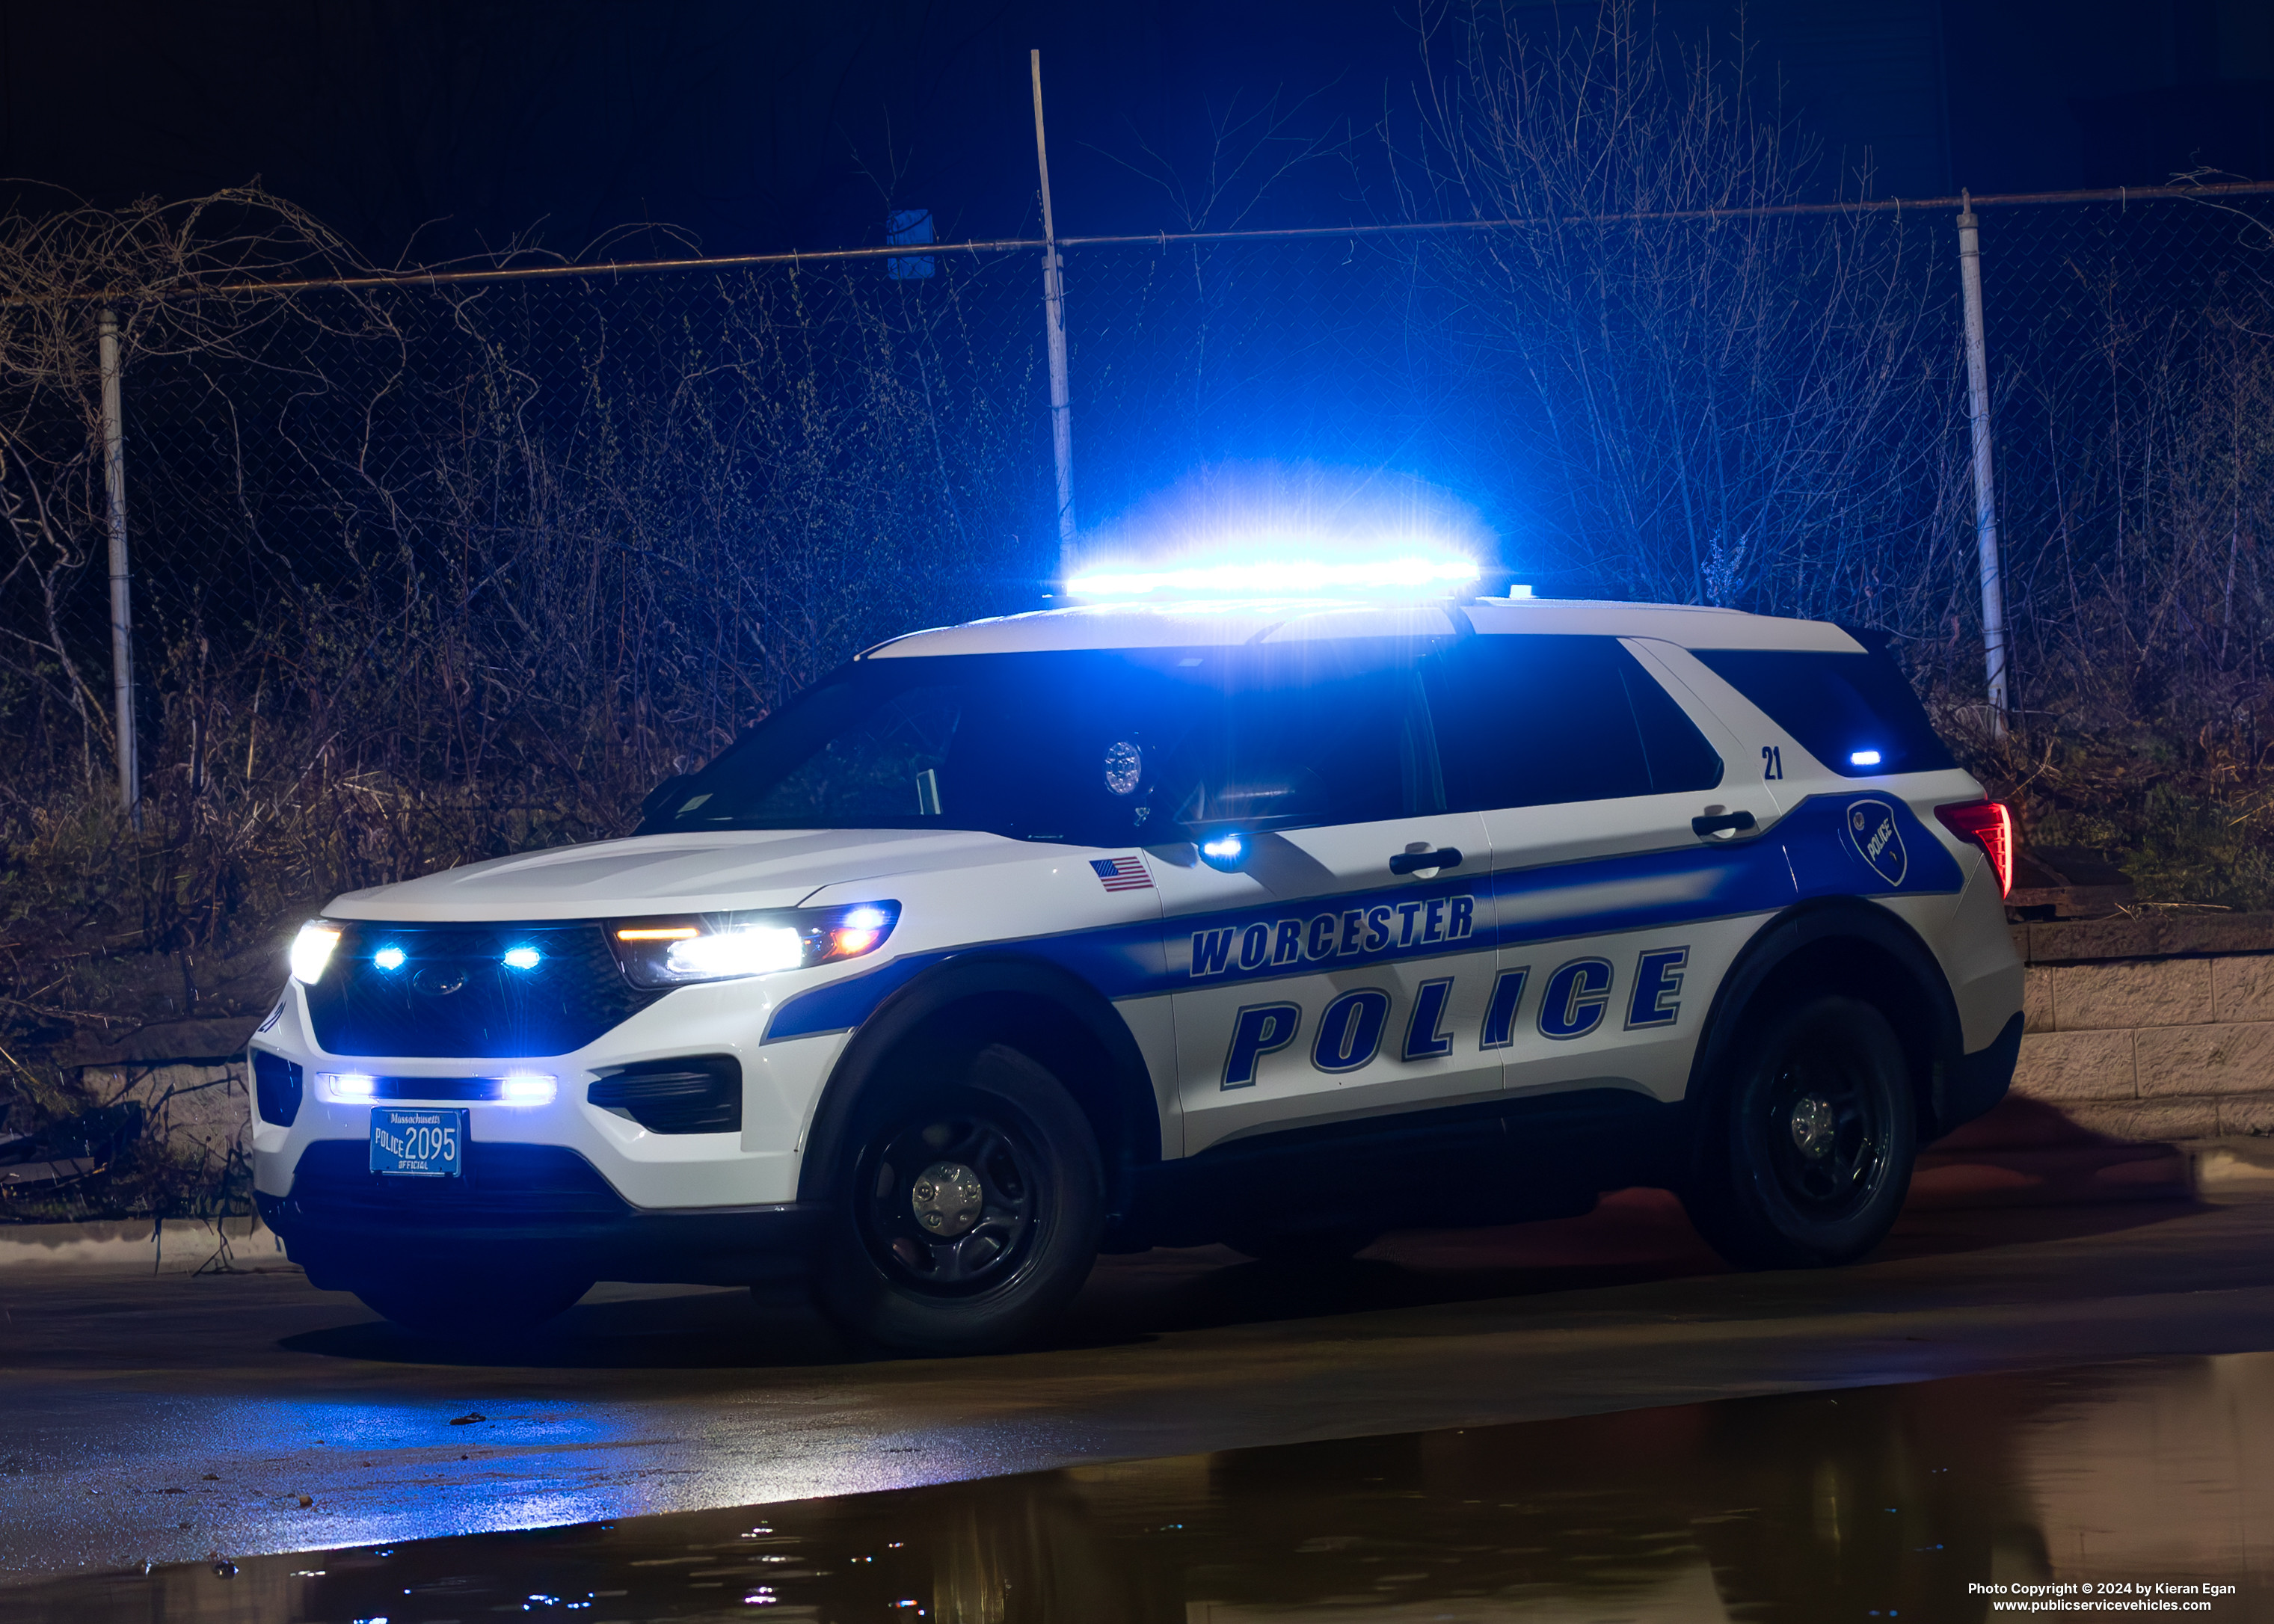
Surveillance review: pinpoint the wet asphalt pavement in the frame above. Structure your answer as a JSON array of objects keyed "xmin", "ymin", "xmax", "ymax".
[
  {"xmin": 10, "ymin": 1350, "xmax": 2273, "ymax": 1622},
  {"xmin": 6, "ymin": 1187, "xmax": 2274, "ymax": 1605}
]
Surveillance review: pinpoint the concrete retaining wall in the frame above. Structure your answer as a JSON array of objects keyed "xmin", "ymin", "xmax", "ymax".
[{"xmin": 2012, "ymin": 916, "xmax": 2274, "ymax": 1142}]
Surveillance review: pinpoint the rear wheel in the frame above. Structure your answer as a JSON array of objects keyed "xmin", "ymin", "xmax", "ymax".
[
  {"xmin": 1683, "ymin": 994, "xmax": 1916, "ymax": 1270},
  {"xmin": 812, "ymin": 1043, "xmax": 1103, "ymax": 1355},
  {"xmin": 350, "ymin": 1267, "xmax": 591, "ymax": 1339}
]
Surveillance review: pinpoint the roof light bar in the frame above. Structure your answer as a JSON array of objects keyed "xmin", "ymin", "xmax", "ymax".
[{"xmin": 1066, "ymin": 556, "xmax": 1480, "ymax": 601}]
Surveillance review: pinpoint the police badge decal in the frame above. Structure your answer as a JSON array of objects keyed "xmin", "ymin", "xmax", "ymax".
[{"xmin": 1846, "ymin": 799, "xmax": 1908, "ymax": 888}]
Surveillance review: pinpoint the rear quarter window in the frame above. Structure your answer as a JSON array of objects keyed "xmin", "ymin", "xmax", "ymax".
[
  {"xmin": 1691, "ymin": 646, "xmax": 1955, "ymax": 778},
  {"xmin": 1422, "ymin": 635, "xmax": 1723, "ymax": 811}
]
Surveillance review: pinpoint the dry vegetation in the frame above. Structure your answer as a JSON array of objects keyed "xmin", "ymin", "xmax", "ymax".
[
  {"xmin": 1406, "ymin": 0, "xmax": 2274, "ymax": 910},
  {"xmin": 0, "ymin": 191, "xmax": 1045, "ymax": 1217}
]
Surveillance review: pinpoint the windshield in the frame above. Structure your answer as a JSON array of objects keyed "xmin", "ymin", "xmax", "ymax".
[{"xmin": 637, "ymin": 642, "xmax": 1448, "ymax": 845}]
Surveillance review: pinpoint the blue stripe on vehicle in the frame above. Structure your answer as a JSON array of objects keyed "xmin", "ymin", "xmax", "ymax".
[
  {"xmin": 760, "ymin": 793, "xmax": 1963, "ymax": 1043},
  {"xmin": 761, "ymin": 914, "xmax": 1170, "ymax": 1042}
]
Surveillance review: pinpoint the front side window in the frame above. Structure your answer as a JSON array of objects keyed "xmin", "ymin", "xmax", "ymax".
[{"xmin": 639, "ymin": 640, "xmax": 1450, "ymax": 844}]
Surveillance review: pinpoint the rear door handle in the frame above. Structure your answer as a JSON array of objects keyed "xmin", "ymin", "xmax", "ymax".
[
  {"xmin": 1389, "ymin": 846, "xmax": 1463, "ymax": 875},
  {"xmin": 1691, "ymin": 811, "xmax": 1758, "ymax": 838}
]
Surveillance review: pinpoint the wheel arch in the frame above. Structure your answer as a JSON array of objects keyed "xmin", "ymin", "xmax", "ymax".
[
  {"xmin": 793, "ymin": 952, "xmax": 1163, "ymax": 1211},
  {"xmin": 1687, "ymin": 896, "xmax": 1968, "ymax": 1145}
]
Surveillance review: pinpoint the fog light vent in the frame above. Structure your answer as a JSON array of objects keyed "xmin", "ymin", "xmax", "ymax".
[
  {"xmin": 251, "ymin": 1049, "xmax": 303, "ymax": 1128},
  {"xmin": 587, "ymin": 1056, "xmax": 741, "ymax": 1134}
]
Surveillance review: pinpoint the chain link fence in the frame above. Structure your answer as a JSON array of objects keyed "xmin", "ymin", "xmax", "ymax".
[{"xmin": 3, "ymin": 182, "xmax": 2273, "ymax": 1216}]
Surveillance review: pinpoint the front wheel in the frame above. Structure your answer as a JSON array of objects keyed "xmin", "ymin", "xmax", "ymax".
[
  {"xmin": 811, "ymin": 1043, "xmax": 1103, "ymax": 1355},
  {"xmin": 1683, "ymin": 994, "xmax": 1916, "ymax": 1270}
]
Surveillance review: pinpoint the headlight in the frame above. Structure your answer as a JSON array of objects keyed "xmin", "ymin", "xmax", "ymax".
[
  {"xmin": 289, "ymin": 922, "xmax": 342, "ymax": 984},
  {"xmin": 606, "ymin": 901, "xmax": 900, "ymax": 989}
]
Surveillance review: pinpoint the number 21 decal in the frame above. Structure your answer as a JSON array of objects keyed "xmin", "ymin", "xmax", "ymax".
[{"xmin": 1761, "ymin": 745, "xmax": 1783, "ymax": 781}]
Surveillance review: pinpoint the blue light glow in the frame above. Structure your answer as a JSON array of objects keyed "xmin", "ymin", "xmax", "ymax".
[
  {"xmin": 1849, "ymin": 750, "xmax": 1884, "ymax": 768},
  {"xmin": 495, "ymin": 1071, "xmax": 557, "ymax": 1105},
  {"xmin": 1064, "ymin": 467, "xmax": 1497, "ymax": 606},
  {"xmin": 1069, "ymin": 555, "xmax": 1478, "ymax": 600},
  {"xmin": 372, "ymin": 946, "xmax": 406, "ymax": 971},
  {"xmin": 1199, "ymin": 831, "xmax": 1248, "ymax": 873},
  {"xmin": 501, "ymin": 946, "xmax": 542, "ymax": 971}
]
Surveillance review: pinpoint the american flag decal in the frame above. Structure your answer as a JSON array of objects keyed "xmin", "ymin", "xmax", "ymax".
[{"xmin": 1090, "ymin": 855, "xmax": 1153, "ymax": 892}]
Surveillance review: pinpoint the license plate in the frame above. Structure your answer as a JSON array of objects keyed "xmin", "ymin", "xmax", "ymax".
[{"xmin": 369, "ymin": 1108, "xmax": 466, "ymax": 1177}]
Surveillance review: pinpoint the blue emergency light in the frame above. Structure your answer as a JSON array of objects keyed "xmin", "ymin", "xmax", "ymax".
[{"xmin": 1067, "ymin": 554, "xmax": 1479, "ymax": 602}]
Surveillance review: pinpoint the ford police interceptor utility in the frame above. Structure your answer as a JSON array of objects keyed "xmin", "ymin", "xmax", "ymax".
[{"xmin": 250, "ymin": 594, "xmax": 2025, "ymax": 1353}]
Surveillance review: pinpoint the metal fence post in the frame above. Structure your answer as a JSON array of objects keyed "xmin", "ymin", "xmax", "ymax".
[
  {"xmin": 97, "ymin": 307, "xmax": 138, "ymax": 821},
  {"xmin": 1030, "ymin": 49, "xmax": 1076, "ymax": 568},
  {"xmin": 1957, "ymin": 191, "xmax": 2009, "ymax": 738}
]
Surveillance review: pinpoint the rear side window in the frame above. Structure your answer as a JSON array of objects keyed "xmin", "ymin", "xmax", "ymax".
[
  {"xmin": 1691, "ymin": 646, "xmax": 1955, "ymax": 777},
  {"xmin": 1422, "ymin": 636, "xmax": 1724, "ymax": 812}
]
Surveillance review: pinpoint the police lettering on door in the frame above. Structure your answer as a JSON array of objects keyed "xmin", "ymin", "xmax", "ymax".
[{"xmin": 1212, "ymin": 942, "xmax": 1694, "ymax": 1089}]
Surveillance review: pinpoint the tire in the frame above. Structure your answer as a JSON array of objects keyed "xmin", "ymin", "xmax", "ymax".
[
  {"xmin": 1683, "ymin": 994, "xmax": 1917, "ymax": 1270},
  {"xmin": 1223, "ymin": 1224, "xmax": 1383, "ymax": 1266},
  {"xmin": 811, "ymin": 1042, "xmax": 1104, "ymax": 1355},
  {"xmin": 350, "ymin": 1267, "xmax": 592, "ymax": 1339}
]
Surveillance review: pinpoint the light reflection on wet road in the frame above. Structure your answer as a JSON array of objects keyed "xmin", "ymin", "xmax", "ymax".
[
  {"xmin": 10, "ymin": 1353, "xmax": 2273, "ymax": 1622},
  {"xmin": 7, "ymin": 1190, "xmax": 2274, "ymax": 1601}
]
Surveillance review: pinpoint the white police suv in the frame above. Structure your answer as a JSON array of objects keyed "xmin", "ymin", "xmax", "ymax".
[{"xmin": 250, "ymin": 596, "xmax": 2024, "ymax": 1352}]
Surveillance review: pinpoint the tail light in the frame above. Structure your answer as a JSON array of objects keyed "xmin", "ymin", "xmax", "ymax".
[{"xmin": 1935, "ymin": 799, "xmax": 2014, "ymax": 898}]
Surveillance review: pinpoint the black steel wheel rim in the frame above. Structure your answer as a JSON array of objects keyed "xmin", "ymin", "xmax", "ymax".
[
  {"xmin": 1759, "ymin": 1034, "xmax": 1890, "ymax": 1219},
  {"xmin": 855, "ymin": 1107, "xmax": 1044, "ymax": 1297}
]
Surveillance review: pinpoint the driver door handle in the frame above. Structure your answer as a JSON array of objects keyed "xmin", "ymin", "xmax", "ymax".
[
  {"xmin": 1691, "ymin": 810, "xmax": 1758, "ymax": 838},
  {"xmin": 1389, "ymin": 846, "xmax": 1463, "ymax": 876}
]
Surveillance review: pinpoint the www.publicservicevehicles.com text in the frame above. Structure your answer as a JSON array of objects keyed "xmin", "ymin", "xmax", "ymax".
[{"xmin": 1976, "ymin": 1581, "xmax": 2237, "ymax": 1611}]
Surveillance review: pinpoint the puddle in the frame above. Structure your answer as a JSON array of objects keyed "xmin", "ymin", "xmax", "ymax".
[{"xmin": 12, "ymin": 1353, "xmax": 2274, "ymax": 1622}]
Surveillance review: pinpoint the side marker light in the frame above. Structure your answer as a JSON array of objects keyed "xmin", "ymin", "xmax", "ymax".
[{"xmin": 1199, "ymin": 831, "xmax": 1248, "ymax": 873}]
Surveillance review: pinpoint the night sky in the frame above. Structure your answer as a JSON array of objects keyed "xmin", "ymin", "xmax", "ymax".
[{"xmin": 0, "ymin": 1, "xmax": 2267, "ymax": 264}]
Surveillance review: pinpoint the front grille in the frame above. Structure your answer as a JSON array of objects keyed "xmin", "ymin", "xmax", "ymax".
[{"xmin": 305, "ymin": 920, "xmax": 663, "ymax": 1059}]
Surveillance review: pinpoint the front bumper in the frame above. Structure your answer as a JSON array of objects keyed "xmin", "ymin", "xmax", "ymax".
[
  {"xmin": 250, "ymin": 965, "xmax": 856, "ymax": 1286},
  {"xmin": 259, "ymin": 1138, "xmax": 825, "ymax": 1288}
]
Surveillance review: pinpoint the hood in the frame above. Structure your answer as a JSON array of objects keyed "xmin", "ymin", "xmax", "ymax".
[{"xmin": 323, "ymin": 827, "xmax": 1028, "ymax": 923}]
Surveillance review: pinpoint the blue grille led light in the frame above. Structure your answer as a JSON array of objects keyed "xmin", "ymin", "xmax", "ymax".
[
  {"xmin": 496, "ymin": 1071, "xmax": 557, "ymax": 1105},
  {"xmin": 1849, "ymin": 750, "xmax": 1884, "ymax": 768},
  {"xmin": 501, "ymin": 946, "xmax": 542, "ymax": 971},
  {"xmin": 324, "ymin": 1071, "xmax": 378, "ymax": 1101},
  {"xmin": 372, "ymin": 946, "xmax": 406, "ymax": 971}
]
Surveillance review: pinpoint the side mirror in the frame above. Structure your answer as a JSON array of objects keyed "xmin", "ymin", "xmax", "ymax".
[{"xmin": 639, "ymin": 773, "xmax": 694, "ymax": 822}]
